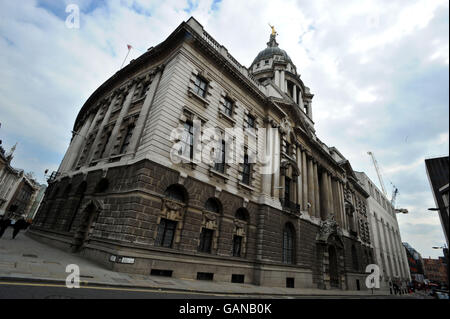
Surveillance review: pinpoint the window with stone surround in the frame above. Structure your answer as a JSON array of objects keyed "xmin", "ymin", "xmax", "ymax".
[
  {"xmin": 283, "ymin": 223, "xmax": 295, "ymax": 264},
  {"xmin": 155, "ymin": 218, "xmax": 177, "ymax": 248},
  {"xmin": 198, "ymin": 228, "xmax": 214, "ymax": 253},
  {"xmin": 214, "ymin": 139, "xmax": 226, "ymax": 173},
  {"xmin": 223, "ymin": 97, "xmax": 233, "ymax": 117},
  {"xmin": 242, "ymin": 153, "xmax": 251, "ymax": 186},
  {"xmin": 193, "ymin": 75, "xmax": 208, "ymax": 98},
  {"xmin": 164, "ymin": 184, "xmax": 187, "ymax": 203},
  {"xmin": 232, "ymin": 235, "xmax": 243, "ymax": 257},
  {"xmin": 245, "ymin": 114, "xmax": 256, "ymax": 129},
  {"xmin": 179, "ymin": 120, "xmax": 194, "ymax": 160},
  {"xmin": 119, "ymin": 124, "xmax": 135, "ymax": 154}
]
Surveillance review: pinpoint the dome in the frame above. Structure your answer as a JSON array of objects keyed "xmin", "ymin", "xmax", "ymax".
[
  {"xmin": 252, "ymin": 46, "xmax": 292, "ymax": 65},
  {"xmin": 251, "ymin": 33, "xmax": 292, "ymax": 66}
]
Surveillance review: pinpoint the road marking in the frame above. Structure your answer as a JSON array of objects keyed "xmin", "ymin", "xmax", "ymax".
[{"xmin": 0, "ymin": 281, "xmax": 240, "ymax": 297}]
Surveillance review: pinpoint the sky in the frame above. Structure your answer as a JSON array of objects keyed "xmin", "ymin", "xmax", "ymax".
[{"xmin": 0, "ymin": 0, "xmax": 448, "ymax": 259}]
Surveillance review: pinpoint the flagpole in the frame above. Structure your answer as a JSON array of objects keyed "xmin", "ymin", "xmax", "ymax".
[{"xmin": 120, "ymin": 45, "xmax": 132, "ymax": 69}]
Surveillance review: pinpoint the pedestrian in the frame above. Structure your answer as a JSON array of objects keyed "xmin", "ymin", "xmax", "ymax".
[
  {"xmin": 12, "ymin": 216, "xmax": 28, "ymax": 239},
  {"xmin": 0, "ymin": 215, "xmax": 11, "ymax": 239}
]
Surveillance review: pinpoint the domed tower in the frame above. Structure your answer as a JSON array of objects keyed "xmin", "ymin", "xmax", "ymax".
[{"xmin": 250, "ymin": 27, "xmax": 314, "ymax": 122}]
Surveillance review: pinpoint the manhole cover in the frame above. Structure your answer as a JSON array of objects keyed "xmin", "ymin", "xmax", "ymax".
[{"xmin": 22, "ymin": 254, "xmax": 38, "ymax": 258}]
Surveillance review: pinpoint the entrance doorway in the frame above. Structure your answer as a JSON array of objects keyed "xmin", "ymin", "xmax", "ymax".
[
  {"xmin": 328, "ymin": 245, "xmax": 339, "ymax": 288},
  {"xmin": 72, "ymin": 203, "xmax": 97, "ymax": 252}
]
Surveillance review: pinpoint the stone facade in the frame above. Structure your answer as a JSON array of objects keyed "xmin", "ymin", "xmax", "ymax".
[
  {"xmin": 30, "ymin": 17, "xmax": 373, "ymax": 290},
  {"xmin": 355, "ymin": 171, "xmax": 411, "ymax": 293}
]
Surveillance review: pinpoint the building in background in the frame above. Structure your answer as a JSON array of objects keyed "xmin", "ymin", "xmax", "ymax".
[
  {"xmin": 0, "ymin": 144, "xmax": 23, "ymax": 216},
  {"xmin": 423, "ymin": 257, "xmax": 448, "ymax": 289},
  {"xmin": 355, "ymin": 171, "xmax": 410, "ymax": 293},
  {"xmin": 0, "ymin": 142, "xmax": 40, "ymax": 219},
  {"xmin": 26, "ymin": 184, "xmax": 47, "ymax": 221},
  {"xmin": 425, "ymin": 156, "xmax": 449, "ymax": 247},
  {"xmin": 403, "ymin": 242, "xmax": 426, "ymax": 290}
]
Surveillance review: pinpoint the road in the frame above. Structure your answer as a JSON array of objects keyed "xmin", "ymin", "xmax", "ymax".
[{"xmin": 0, "ymin": 280, "xmax": 427, "ymax": 299}]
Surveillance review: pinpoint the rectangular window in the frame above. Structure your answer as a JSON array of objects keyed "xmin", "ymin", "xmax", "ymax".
[
  {"xmin": 285, "ymin": 176, "xmax": 291, "ymax": 202},
  {"xmin": 155, "ymin": 219, "xmax": 177, "ymax": 248},
  {"xmin": 179, "ymin": 121, "xmax": 194, "ymax": 159},
  {"xmin": 232, "ymin": 235, "xmax": 243, "ymax": 257},
  {"xmin": 214, "ymin": 140, "xmax": 226, "ymax": 173},
  {"xmin": 231, "ymin": 274, "xmax": 245, "ymax": 283},
  {"xmin": 120, "ymin": 124, "xmax": 135, "ymax": 154},
  {"xmin": 285, "ymin": 142, "xmax": 291, "ymax": 156},
  {"xmin": 197, "ymin": 272, "xmax": 214, "ymax": 281},
  {"xmin": 100, "ymin": 130, "xmax": 112, "ymax": 158},
  {"xmin": 150, "ymin": 269, "xmax": 173, "ymax": 277},
  {"xmin": 140, "ymin": 83, "xmax": 150, "ymax": 98},
  {"xmin": 223, "ymin": 98, "xmax": 233, "ymax": 117},
  {"xmin": 242, "ymin": 154, "xmax": 251, "ymax": 185},
  {"xmin": 286, "ymin": 277, "xmax": 295, "ymax": 288},
  {"xmin": 198, "ymin": 228, "xmax": 214, "ymax": 253},
  {"xmin": 193, "ymin": 76, "xmax": 207, "ymax": 98},
  {"xmin": 246, "ymin": 114, "xmax": 255, "ymax": 129}
]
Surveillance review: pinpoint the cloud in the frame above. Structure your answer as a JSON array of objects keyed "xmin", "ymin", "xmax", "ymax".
[{"xmin": 0, "ymin": 0, "xmax": 448, "ymax": 258}]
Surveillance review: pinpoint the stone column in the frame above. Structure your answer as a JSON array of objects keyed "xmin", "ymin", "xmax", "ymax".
[
  {"xmin": 313, "ymin": 162, "xmax": 320, "ymax": 219},
  {"xmin": 338, "ymin": 182, "xmax": 346, "ymax": 230},
  {"xmin": 59, "ymin": 113, "xmax": 94, "ymax": 174},
  {"xmin": 129, "ymin": 70, "xmax": 163, "ymax": 158},
  {"xmin": 296, "ymin": 146, "xmax": 303, "ymax": 210},
  {"xmin": 381, "ymin": 220, "xmax": 393, "ymax": 279},
  {"xmin": 307, "ymin": 156, "xmax": 315, "ymax": 217},
  {"xmin": 320, "ymin": 171, "xmax": 329, "ymax": 220},
  {"xmin": 272, "ymin": 127, "xmax": 281, "ymax": 199},
  {"xmin": 261, "ymin": 121, "xmax": 273, "ymax": 197},
  {"xmin": 302, "ymin": 151, "xmax": 308, "ymax": 213},
  {"xmin": 327, "ymin": 174, "xmax": 334, "ymax": 217},
  {"xmin": 102, "ymin": 84, "xmax": 137, "ymax": 159},
  {"xmin": 293, "ymin": 85, "xmax": 298, "ymax": 104},
  {"xmin": 388, "ymin": 226, "xmax": 400, "ymax": 277},
  {"xmin": 86, "ymin": 95, "xmax": 117, "ymax": 164},
  {"xmin": 280, "ymin": 71, "xmax": 286, "ymax": 92},
  {"xmin": 275, "ymin": 70, "xmax": 280, "ymax": 88}
]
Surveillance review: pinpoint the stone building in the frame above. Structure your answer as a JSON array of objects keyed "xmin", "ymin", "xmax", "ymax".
[
  {"xmin": 423, "ymin": 257, "xmax": 448, "ymax": 287},
  {"xmin": 403, "ymin": 242, "xmax": 425, "ymax": 288},
  {"xmin": 0, "ymin": 144, "xmax": 24, "ymax": 217},
  {"xmin": 355, "ymin": 171, "xmax": 411, "ymax": 293},
  {"xmin": 30, "ymin": 17, "xmax": 373, "ymax": 290}
]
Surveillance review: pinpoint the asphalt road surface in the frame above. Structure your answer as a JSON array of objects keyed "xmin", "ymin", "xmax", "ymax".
[{"xmin": 0, "ymin": 280, "xmax": 426, "ymax": 299}]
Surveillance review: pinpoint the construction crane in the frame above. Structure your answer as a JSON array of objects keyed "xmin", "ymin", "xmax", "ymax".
[
  {"xmin": 390, "ymin": 182, "xmax": 399, "ymax": 206},
  {"xmin": 367, "ymin": 151, "xmax": 387, "ymax": 196},
  {"xmin": 367, "ymin": 151, "xmax": 408, "ymax": 214}
]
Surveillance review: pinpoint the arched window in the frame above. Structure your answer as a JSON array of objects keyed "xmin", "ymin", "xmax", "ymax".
[
  {"xmin": 164, "ymin": 184, "xmax": 187, "ymax": 203},
  {"xmin": 351, "ymin": 245, "xmax": 359, "ymax": 270},
  {"xmin": 63, "ymin": 184, "xmax": 72, "ymax": 197},
  {"xmin": 95, "ymin": 178, "xmax": 109, "ymax": 193},
  {"xmin": 283, "ymin": 223, "xmax": 295, "ymax": 264},
  {"xmin": 235, "ymin": 208, "xmax": 248, "ymax": 222},
  {"xmin": 205, "ymin": 198, "xmax": 220, "ymax": 214}
]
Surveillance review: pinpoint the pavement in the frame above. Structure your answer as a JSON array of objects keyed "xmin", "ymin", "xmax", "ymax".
[{"xmin": 0, "ymin": 228, "xmax": 423, "ymax": 298}]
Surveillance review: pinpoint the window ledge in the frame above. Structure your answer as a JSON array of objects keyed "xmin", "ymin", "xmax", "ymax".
[
  {"xmin": 238, "ymin": 181, "xmax": 255, "ymax": 192},
  {"xmin": 218, "ymin": 110, "xmax": 236, "ymax": 125},
  {"xmin": 188, "ymin": 88, "xmax": 209, "ymax": 107},
  {"xmin": 174, "ymin": 154, "xmax": 198, "ymax": 169},
  {"xmin": 131, "ymin": 96, "xmax": 146, "ymax": 105},
  {"xmin": 209, "ymin": 168, "xmax": 229, "ymax": 182}
]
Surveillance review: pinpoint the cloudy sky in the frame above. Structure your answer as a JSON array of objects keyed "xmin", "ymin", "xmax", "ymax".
[{"xmin": 0, "ymin": 0, "xmax": 448, "ymax": 259}]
